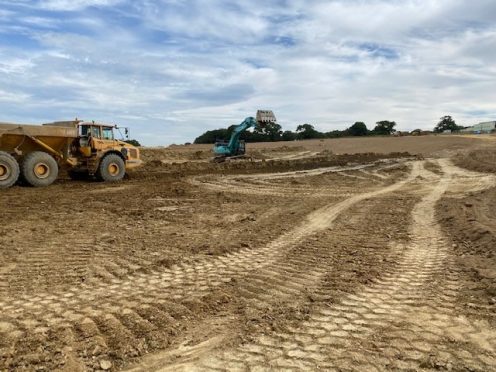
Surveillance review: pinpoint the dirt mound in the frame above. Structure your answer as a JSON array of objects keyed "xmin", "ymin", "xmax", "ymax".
[
  {"xmin": 437, "ymin": 186, "xmax": 496, "ymax": 321},
  {"xmin": 259, "ymin": 145, "xmax": 307, "ymax": 153},
  {"xmin": 139, "ymin": 134, "xmax": 490, "ymax": 164},
  {"xmin": 454, "ymin": 149, "xmax": 496, "ymax": 173},
  {"xmin": 138, "ymin": 152, "xmax": 415, "ymax": 177},
  {"xmin": 140, "ymin": 147, "xmax": 211, "ymax": 163}
]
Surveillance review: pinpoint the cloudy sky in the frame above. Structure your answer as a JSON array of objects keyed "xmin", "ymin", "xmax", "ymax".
[{"xmin": 0, "ymin": 0, "xmax": 495, "ymax": 145}]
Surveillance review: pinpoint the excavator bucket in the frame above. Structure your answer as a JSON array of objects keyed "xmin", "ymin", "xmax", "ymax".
[{"xmin": 256, "ymin": 110, "xmax": 277, "ymax": 127}]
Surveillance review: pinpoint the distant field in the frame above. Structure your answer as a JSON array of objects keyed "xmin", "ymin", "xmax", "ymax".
[{"xmin": 145, "ymin": 134, "xmax": 495, "ymax": 162}]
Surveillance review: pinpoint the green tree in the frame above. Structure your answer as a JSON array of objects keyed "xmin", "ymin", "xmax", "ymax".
[
  {"xmin": 296, "ymin": 124, "xmax": 324, "ymax": 139},
  {"xmin": 325, "ymin": 130, "xmax": 346, "ymax": 138},
  {"xmin": 373, "ymin": 120, "xmax": 396, "ymax": 135},
  {"xmin": 124, "ymin": 139, "xmax": 141, "ymax": 147},
  {"xmin": 434, "ymin": 115, "xmax": 460, "ymax": 133},
  {"xmin": 194, "ymin": 128, "xmax": 229, "ymax": 144},
  {"xmin": 194, "ymin": 122, "xmax": 283, "ymax": 144},
  {"xmin": 347, "ymin": 122, "xmax": 368, "ymax": 136},
  {"xmin": 253, "ymin": 122, "xmax": 282, "ymax": 141},
  {"xmin": 282, "ymin": 130, "xmax": 297, "ymax": 141}
]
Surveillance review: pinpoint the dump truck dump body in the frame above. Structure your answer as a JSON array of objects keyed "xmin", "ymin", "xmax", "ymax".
[{"xmin": 0, "ymin": 123, "xmax": 77, "ymax": 158}]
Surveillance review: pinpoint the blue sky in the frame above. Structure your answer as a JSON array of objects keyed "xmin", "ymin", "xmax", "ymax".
[{"xmin": 0, "ymin": 0, "xmax": 495, "ymax": 145}]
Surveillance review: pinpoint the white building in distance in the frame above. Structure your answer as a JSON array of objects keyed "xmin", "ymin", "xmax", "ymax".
[{"xmin": 460, "ymin": 121, "xmax": 496, "ymax": 134}]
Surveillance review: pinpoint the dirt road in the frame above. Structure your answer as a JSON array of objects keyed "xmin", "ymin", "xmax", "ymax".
[{"xmin": 1, "ymin": 143, "xmax": 495, "ymax": 371}]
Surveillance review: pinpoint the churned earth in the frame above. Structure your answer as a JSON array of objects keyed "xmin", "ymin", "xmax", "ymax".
[{"xmin": 0, "ymin": 134, "xmax": 495, "ymax": 371}]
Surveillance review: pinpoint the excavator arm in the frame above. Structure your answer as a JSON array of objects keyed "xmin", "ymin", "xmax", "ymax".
[
  {"xmin": 227, "ymin": 117, "xmax": 257, "ymax": 154},
  {"xmin": 213, "ymin": 111, "xmax": 276, "ymax": 160},
  {"xmin": 213, "ymin": 117, "xmax": 256, "ymax": 157}
]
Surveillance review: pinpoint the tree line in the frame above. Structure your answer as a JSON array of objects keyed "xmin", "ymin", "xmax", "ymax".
[
  {"xmin": 193, "ymin": 115, "xmax": 467, "ymax": 144},
  {"xmin": 194, "ymin": 120, "xmax": 397, "ymax": 144}
]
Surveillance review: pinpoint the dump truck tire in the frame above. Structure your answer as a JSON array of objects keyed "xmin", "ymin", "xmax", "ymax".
[
  {"xmin": 0, "ymin": 151, "xmax": 20, "ymax": 189},
  {"xmin": 21, "ymin": 151, "xmax": 59, "ymax": 187},
  {"xmin": 96, "ymin": 154, "xmax": 125, "ymax": 182}
]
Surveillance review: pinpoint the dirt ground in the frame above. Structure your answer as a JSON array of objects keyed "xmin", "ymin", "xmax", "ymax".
[
  {"xmin": 1, "ymin": 134, "xmax": 495, "ymax": 371},
  {"xmin": 150, "ymin": 133, "xmax": 495, "ymax": 163}
]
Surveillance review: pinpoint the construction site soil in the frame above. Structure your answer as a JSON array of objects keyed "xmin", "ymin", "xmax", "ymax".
[{"xmin": 1, "ymin": 135, "xmax": 495, "ymax": 371}]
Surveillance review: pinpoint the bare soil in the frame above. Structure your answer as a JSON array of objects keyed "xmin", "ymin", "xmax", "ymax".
[
  {"xmin": 153, "ymin": 134, "xmax": 495, "ymax": 161},
  {"xmin": 1, "ymin": 135, "xmax": 495, "ymax": 371}
]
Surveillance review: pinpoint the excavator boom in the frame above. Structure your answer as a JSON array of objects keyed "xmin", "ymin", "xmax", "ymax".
[{"xmin": 213, "ymin": 110, "xmax": 277, "ymax": 161}]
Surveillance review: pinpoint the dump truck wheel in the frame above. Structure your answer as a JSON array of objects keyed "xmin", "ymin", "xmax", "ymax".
[
  {"xmin": 0, "ymin": 151, "xmax": 20, "ymax": 189},
  {"xmin": 21, "ymin": 151, "xmax": 59, "ymax": 187},
  {"xmin": 96, "ymin": 154, "xmax": 125, "ymax": 182}
]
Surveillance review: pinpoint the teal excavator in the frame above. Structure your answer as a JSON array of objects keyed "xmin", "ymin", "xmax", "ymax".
[{"xmin": 213, "ymin": 110, "xmax": 276, "ymax": 162}]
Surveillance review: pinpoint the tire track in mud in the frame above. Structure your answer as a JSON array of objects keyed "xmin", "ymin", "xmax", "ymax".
[
  {"xmin": 174, "ymin": 159, "xmax": 496, "ymax": 371},
  {"xmin": 190, "ymin": 160, "xmax": 406, "ymax": 198},
  {"xmin": 0, "ymin": 234, "xmax": 96, "ymax": 293},
  {"xmin": 0, "ymin": 232, "xmax": 153, "ymax": 295},
  {"xmin": 266, "ymin": 150, "xmax": 320, "ymax": 161},
  {"xmin": 1, "ymin": 162, "xmax": 416, "ymax": 370}
]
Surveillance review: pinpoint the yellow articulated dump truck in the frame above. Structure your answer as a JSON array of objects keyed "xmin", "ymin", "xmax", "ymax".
[{"xmin": 0, "ymin": 120, "xmax": 142, "ymax": 189}]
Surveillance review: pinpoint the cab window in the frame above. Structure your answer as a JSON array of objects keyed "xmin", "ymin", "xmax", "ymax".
[
  {"xmin": 80, "ymin": 125, "xmax": 90, "ymax": 136},
  {"xmin": 102, "ymin": 127, "xmax": 114, "ymax": 140},
  {"xmin": 91, "ymin": 126, "xmax": 101, "ymax": 138}
]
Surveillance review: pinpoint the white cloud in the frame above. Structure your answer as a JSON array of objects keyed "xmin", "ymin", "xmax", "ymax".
[
  {"xmin": 0, "ymin": 89, "xmax": 31, "ymax": 103},
  {"xmin": 37, "ymin": 0, "xmax": 123, "ymax": 11},
  {"xmin": 0, "ymin": 0, "xmax": 494, "ymax": 144}
]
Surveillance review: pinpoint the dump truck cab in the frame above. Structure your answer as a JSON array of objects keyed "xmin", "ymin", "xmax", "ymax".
[{"xmin": 69, "ymin": 121, "xmax": 142, "ymax": 181}]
